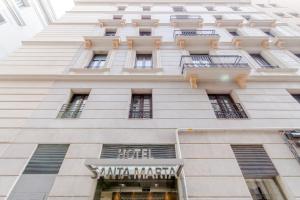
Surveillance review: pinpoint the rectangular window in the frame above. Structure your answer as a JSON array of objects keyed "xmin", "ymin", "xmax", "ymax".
[
  {"xmin": 214, "ymin": 15, "xmax": 223, "ymax": 20},
  {"xmin": 242, "ymin": 15, "xmax": 251, "ymax": 20},
  {"xmin": 129, "ymin": 94, "xmax": 152, "ymax": 119},
  {"xmin": 143, "ymin": 6, "xmax": 151, "ymax": 11},
  {"xmin": 231, "ymin": 6, "xmax": 240, "ymax": 11},
  {"xmin": 88, "ymin": 54, "xmax": 107, "ymax": 69},
  {"xmin": 264, "ymin": 31, "xmax": 275, "ymax": 37},
  {"xmin": 58, "ymin": 93, "xmax": 89, "ymax": 118},
  {"xmin": 113, "ymin": 15, "xmax": 122, "ymax": 20},
  {"xmin": 229, "ymin": 30, "xmax": 239, "ymax": 36},
  {"xmin": 118, "ymin": 6, "xmax": 126, "ymax": 11},
  {"xmin": 139, "ymin": 29, "xmax": 151, "ymax": 36},
  {"xmin": 105, "ymin": 29, "xmax": 116, "ymax": 36},
  {"xmin": 0, "ymin": 14, "xmax": 5, "ymax": 24},
  {"xmin": 15, "ymin": 0, "xmax": 28, "ymax": 7},
  {"xmin": 141, "ymin": 15, "xmax": 151, "ymax": 20},
  {"xmin": 24, "ymin": 144, "xmax": 69, "ymax": 174},
  {"xmin": 290, "ymin": 12, "xmax": 300, "ymax": 18},
  {"xmin": 250, "ymin": 54, "xmax": 275, "ymax": 68},
  {"xmin": 135, "ymin": 54, "xmax": 153, "ymax": 68},
  {"xmin": 208, "ymin": 94, "xmax": 247, "ymax": 119},
  {"xmin": 173, "ymin": 6, "xmax": 185, "ymax": 12},
  {"xmin": 231, "ymin": 145, "xmax": 286, "ymax": 200},
  {"xmin": 291, "ymin": 94, "xmax": 300, "ymax": 103},
  {"xmin": 206, "ymin": 6, "xmax": 215, "ymax": 11}
]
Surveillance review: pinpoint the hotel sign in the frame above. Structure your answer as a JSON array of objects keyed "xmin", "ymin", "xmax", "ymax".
[{"xmin": 85, "ymin": 144, "xmax": 183, "ymax": 180}]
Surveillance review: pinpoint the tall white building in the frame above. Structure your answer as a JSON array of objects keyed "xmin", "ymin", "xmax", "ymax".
[{"xmin": 0, "ymin": 0, "xmax": 300, "ymax": 200}]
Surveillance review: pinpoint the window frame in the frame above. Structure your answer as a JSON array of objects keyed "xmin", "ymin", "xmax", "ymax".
[{"xmin": 135, "ymin": 53, "xmax": 153, "ymax": 69}]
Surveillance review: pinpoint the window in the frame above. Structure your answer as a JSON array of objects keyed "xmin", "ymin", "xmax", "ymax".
[
  {"xmin": 143, "ymin": 6, "xmax": 151, "ymax": 11},
  {"xmin": 229, "ymin": 30, "xmax": 239, "ymax": 36},
  {"xmin": 290, "ymin": 12, "xmax": 300, "ymax": 18},
  {"xmin": 139, "ymin": 29, "xmax": 151, "ymax": 36},
  {"xmin": 294, "ymin": 53, "xmax": 300, "ymax": 59},
  {"xmin": 231, "ymin": 6, "xmax": 240, "ymax": 11},
  {"xmin": 113, "ymin": 15, "xmax": 122, "ymax": 20},
  {"xmin": 141, "ymin": 15, "xmax": 151, "ymax": 20},
  {"xmin": 105, "ymin": 29, "xmax": 116, "ymax": 36},
  {"xmin": 264, "ymin": 31, "xmax": 275, "ymax": 37},
  {"xmin": 291, "ymin": 94, "xmax": 300, "ymax": 103},
  {"xmin": 58, "ymin": 93, "xmax": 89, "ymax": 118},
  {"xmin": 214, "ymin": 15, "xmax": 223, "ymax": 20},
  {"xmin": 250, "ymin": 54, "xmax": 276, "ymax": 68},
  {"xmin": 129, "ymin": 94, "xmax": 152, "ymax": 118},
  {"xmin": 118, "ymin": 6, "xmax": 126, "ymax": 11},
  {"xmin": 275, "ymin": 12, "xmax": 287, "ymax": 17},
  {"xmin": 88, "ymin": 54, "xmax": 107, "ymax": 69},
  {"xmin": 0, "ymin": 14, "xmax": 5, "ymax": 24},
  {"xmin": 24, "ymin": 144, "xmax": 69, "ymax": 174},
  {"xmin": 270, "ymin": 3, "xmax": 278, "ymax": 7},
  {"xmin": 242, "ymin": 15, "xmax": 251, "ymax": 20},
  {"xmin": 173, "ymin": 6, "xmax": 185, "ymax": 12},
  {"xmin": 15, "ymin": 0, "xmax": 28, "ymax": 7},
  {"xmin": 208, "ymin": 94, "xmax": 247, "ymax": 119},
  {"xmin": 231, "ymin": 145, "xmax": 286, "ymax": 200},
  {"xmin": 257, "ymin": 4, "xmax": 266, "ymax": 8},
  {"xmin": 135, "ymin": 54, "xmax": 152, "ymax": 68},
  {"xmin": 206, "ymin": 6, "xmax": 215, "ymax": 11}
]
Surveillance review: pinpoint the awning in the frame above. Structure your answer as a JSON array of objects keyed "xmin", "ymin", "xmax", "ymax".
[{"xmin": 85, "ymin": 159, "xmax": 184, "ymax": 180}]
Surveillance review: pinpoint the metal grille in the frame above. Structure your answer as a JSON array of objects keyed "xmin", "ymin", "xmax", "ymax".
[
  {"xmin": 231, "ymin": 145, "xmax": 278, "ymax": 178},
  {"xmin": 250, "ymin": 54, "xmax": 278, "ymax": 69},
  {"xmin": 129, "ymin": 94, "xmax": 152, "ymax": 119},
  {"xmin": 23, "ymin": 144, "xmax": 69, "ymax": 174},
  {"xmin": 180, "ymin": 55, "xmax": 249, "ymax": 74},
  {"xmin": 173, "ymin": 30, "xmax": 218, "ymax": 38},
  {"xmin": 57, "ymin": 94, "xmax": 88, "ymax": 118},
  {"xmin": 115, "ymin": 192, "xmax": 178, "ymax": 200},
  {"xmin": 209, "ymin": 94, "xmax": 248, "ymax": 119},
  {"xmin": 101, "ymin": 145, "xmax": 176, "ymax": 159}
]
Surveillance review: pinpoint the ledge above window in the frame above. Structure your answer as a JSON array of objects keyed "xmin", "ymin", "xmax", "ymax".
[
  {"xmin": 98, "ymin": 19, "xmax": 126, "ymax": 27},
  {"xmin": 126, "ymin": 36, "xmax": 162, "ymax": 49},
  {"xmin": 275, "ymin": 36, "xmax": 300, "ymax": 49},
  {"xmin": 170, "ymin": 15, "xmax": 203, "ymax": 27},
  {"xmin": 256, "ymin": 67, "xmax": 298, "ymax": 73},
  {"xmin": 232, "ymin": 36, "xmax": 270, "ymax": 48},
  {"xmin": 215, "ymin": 18, "xmax": 244, "ymax": 27},
  {"xmin": 247, "ymin": 19, "xmax": 276, "ymax": 27},
  {"xmin": 83, "ymin": 36, "xmax": 121, "ymax": 49},
  {"xmin": 132, "ymin": 19, "xmax": 159, "ymax": 27}
]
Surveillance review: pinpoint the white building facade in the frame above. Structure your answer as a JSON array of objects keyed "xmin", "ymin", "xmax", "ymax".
[{"xmin": 0, "ymin": 0, "xmax": 300, "ymax": 200}]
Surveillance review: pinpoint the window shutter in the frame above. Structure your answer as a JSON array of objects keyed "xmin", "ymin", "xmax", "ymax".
[
  {"xmin": 23, "ymin": 144, "xmax": 69, "ymax": 174},
  {"xmin": 231, "ymin": 145, "xmax": 278, "ymax": 178}
]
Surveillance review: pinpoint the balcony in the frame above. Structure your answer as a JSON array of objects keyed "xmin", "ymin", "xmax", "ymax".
[
  {"xmin": 98, "ymin": 19, "xmax": 126, "ymax": 27},
  {"xmin": 211, "ymin": 103, "xmax": 248, "ymax": 119},
  {"xmin": 132, "ymin": 19, "xmax": 159, "ymax": 26},
  {"xmin": 83, "ymin": 36, "xmax": 120, "ymax": 49},
  {"xmin": 283, "ymin": 131, "xmax": 300, "ymax": 165},
  {"xmin": 180, "ymin": 55, "xmax": 250, "ymax": 88},
  {"xmin": 126, "ymin": 36, "xmax": 162, "ymax": 49},
  {"xmin": 232, "ymin": 35, "xmax": 270, "ymax": 48},
  {"xmin": 174, "ymin": 30, "xmax": 220, "ymax": 49},
  {"xmin": 170, "ymin": 15, "xmax": 203, "ymax": 27},
  {"xmin": 57, "ymin": 104, "xmax": 84, "ymax": 119}
]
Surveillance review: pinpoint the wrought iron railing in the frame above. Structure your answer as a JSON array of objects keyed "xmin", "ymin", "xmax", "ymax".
[
  {"xmin": 283, "ymin": 131, "xmax": 300, "ymax": 165},
  {"xmin": 170, "ymin": 15, "xmax": 202, "ymax": 20},
  {"xmin": 211, "ymin": 103, "xmax": 248, "ymax": 119},
  {"xmin": 173, "ymin": 29, "xmax": 218, "ymax": 38},
  {"xmin": 180, "ymin": 55, "xmax": 249, "ymax": 74},
  {"xmin": 259, "ymin": 64, "xmax": 279, "ymax": 69},
  {"xmin": 129, "ymin": 106, "xmax": 152, "ymax": 119},
  {"xmin": 57, "ymin": 104, "xmax": 85, "ymax": 119}
]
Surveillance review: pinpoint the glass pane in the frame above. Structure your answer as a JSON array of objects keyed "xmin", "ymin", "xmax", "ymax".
[{"xmin": 246, "ymin": 179, "xmax": 286, "ymax": 200}]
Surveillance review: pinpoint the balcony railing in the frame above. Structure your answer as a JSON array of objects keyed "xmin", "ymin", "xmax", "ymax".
[
  {"xmin": 174, "ymin": 30, "xmax": 218, "ymax": 38},
  {"xmin": 180, "ymin": 55, "xmax": 249, "ymax": 74},
  {"xmin": 129, "ymin": 107, "xmax": 152, "ymax": 119},
  {"xmin": 211, "ymin": 103, "xmax": 248, "ymax": 119},
  {"xmin": 57, "ymin": 104, "xmax": 85, "ymax": 119},
  {"xmin": 170, "ymin": 15, "xmax": 202, "ymax": 20}
]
